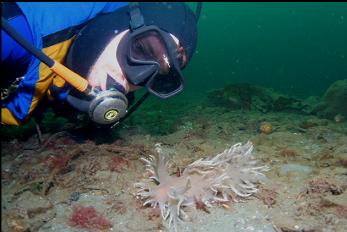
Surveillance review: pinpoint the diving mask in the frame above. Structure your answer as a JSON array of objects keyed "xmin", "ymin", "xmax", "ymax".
[{"xmin": 118, "ymin": 4, "xmax": 185, "ymax": 99}]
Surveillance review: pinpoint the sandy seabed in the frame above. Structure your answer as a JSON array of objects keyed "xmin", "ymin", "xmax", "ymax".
[{"xmin": 2, "ymin": 106, "xmax": 347, "ymax": 232}]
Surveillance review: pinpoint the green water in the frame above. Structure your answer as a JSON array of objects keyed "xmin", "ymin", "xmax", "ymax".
[
  {"xmin": 2, "ymin": 2, "xmax": 347, "ymax": 139},
  {"xmin": 182, "ymin": 2, "xmax": 347, "ymax": 100}
]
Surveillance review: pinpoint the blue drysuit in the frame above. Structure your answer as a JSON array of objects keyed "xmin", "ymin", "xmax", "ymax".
[{"xmin": 1, "ymin": 2, "xmax": 127, "ymax": 125}]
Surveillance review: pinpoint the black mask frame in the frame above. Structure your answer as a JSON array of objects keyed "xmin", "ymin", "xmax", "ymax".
[
  {"xmin": 114, "ymin": 2, "xmax": 202, "ymax": 127},
  {"xmin": 125, "ymin": 24, "xmax": 185, "ymax": 99}
]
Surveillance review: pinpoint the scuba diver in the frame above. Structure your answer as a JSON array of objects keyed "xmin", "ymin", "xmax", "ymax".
[{"xmin": 1, "ymin": 2, "xmax": 201, "ymax": 127}]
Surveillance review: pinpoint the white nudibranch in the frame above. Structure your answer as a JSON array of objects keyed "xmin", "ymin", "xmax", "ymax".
[{"xmin": 134, "ymin": 141, "xmax": 269, "ymax": 232}]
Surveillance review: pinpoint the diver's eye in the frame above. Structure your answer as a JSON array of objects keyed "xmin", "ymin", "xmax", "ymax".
[
  {"xmin": 132, "ymin": 39, "xmax": 155, "ymax": 61},
  {"xmin": 134, "ymin": 40, "xmax": 146, "ymax": 54}
]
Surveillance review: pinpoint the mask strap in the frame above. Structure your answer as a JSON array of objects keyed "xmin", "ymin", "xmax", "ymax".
[
  {"xmin": 129, "ymin": 2, "xmax": 145, "ymax": 30},
  {"xmin": 195, "ymin": 3, "xmax": 203, "ymax": 21}
]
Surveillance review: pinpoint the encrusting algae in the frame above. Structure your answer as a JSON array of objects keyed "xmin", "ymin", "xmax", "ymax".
[{"xmin": 134, "ymin": 141, "xmax": 269, "ymax": 231}]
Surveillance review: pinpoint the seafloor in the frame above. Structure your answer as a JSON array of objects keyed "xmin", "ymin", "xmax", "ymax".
[{"xmin": 1, "ymin": 85, "xmax": 347, "ymax": 232}]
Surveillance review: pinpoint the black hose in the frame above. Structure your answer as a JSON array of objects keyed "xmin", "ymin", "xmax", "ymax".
[
  {"xmin": 1, "ymin": 16, "xmax": 54, "ymax": 67},
  {"xmin": 111, "ymin": 91, "xmax": 150, "ymax": 128}
]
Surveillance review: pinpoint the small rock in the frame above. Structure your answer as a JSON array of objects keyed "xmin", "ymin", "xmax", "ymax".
[
  {"xmin": 69, "ymin": 192, "xmax": 81, "ymax": 202},
  {"xmin": 279, "ymin": 163, "xmax": 312, "ymax": 176},
  {"xmin": 14, "ymin": 191, "xmax": 52, "ymax": 217}
]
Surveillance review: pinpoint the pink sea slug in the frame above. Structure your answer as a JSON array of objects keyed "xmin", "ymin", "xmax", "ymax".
[{"xmin": 135, "ymin": 141, "xmax": 269, "ymax": 231}]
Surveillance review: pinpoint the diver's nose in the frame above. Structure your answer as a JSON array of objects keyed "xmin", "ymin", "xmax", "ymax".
[{"xmin": 158, "ymin": 54, "xmax": 171, "ymax": 75}]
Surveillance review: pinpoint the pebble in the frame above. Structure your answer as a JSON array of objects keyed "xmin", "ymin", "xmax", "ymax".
[
  {"xmin": 69, "ymin": 192, "xmax": 80, "ymax": 202},
  {"xmin": 279, "ymin": 163, "xmax": 312, "ymax": 176}
]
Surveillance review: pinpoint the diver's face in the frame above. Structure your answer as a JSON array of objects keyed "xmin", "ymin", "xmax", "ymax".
[
  {"xmin": 87, "ymin": 30, "xmax": 134, "ymax": 93},
  {"xmin": 87, "ymin": 29, "xmax": 187, "ymax": 94}
]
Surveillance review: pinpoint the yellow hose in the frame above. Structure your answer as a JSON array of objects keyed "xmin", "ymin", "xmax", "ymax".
[{"xmin": 50, "ymin": 61, "xmax": 89, "ymax": 93}]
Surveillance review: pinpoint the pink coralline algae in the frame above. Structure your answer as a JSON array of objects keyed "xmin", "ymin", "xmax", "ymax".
[
  {"xmin": 135, "ymin": 141, "xmax": 269, "ymax": 231},
  {"xmin": 69, "ymin": 205, "xmax": 112, "ymax": 231}
]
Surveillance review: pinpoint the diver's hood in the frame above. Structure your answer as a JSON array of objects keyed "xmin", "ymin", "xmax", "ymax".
[{"xmin": 65, "ymin": 2, "xmax": 198, "ymax": 79}]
